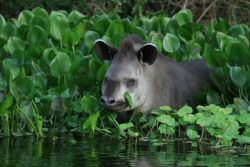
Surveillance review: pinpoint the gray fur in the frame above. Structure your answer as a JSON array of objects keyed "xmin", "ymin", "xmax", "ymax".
[{"xmin": 94, "ymin": 35, "xmax": 212, "ymax": 114}]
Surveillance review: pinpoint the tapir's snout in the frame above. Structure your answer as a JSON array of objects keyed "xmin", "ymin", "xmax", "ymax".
[
  {"xmin": 100, "ymin": 96, "xmax": 116, "ymax": 106},
  {"xmin": 100, "ymin": 96, "xmax": 126, "ymax": 111}
]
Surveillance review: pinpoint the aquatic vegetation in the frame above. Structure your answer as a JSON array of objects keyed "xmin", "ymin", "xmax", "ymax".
[{"xmin": 0, "ymin": 8, "xmax": 249, "ymax": 148}]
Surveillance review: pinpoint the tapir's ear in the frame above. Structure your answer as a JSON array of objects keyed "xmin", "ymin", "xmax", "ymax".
[
  {"xmin": 94, "ymin": 39, "xmax": 117, "ymax": 61},
  {"xmin": 137, "ymin": 43, "xmax": 158, "ymax": 65}
]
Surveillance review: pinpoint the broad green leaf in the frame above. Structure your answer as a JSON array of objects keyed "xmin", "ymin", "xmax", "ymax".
[
  {"xmin": 223, "ymin": 121, "xmax": 240, "ymax": 140},
  {"xmin": 62, "ymin": 29, "xmax": 78, "ymax": 47},
  {"xmin": 50, "ymin": 13, "xmax": 69, "ymax": 41},
  {"xmin": 229, "ymin": 24, "xmax": 245, "ymax": 37},
  {"xmin": 80, "ymin": 95, "xmax": 99, "ymax": 114},
  {"xmin": 183, "ymin": 114, "xmax": 196, "ymax": 123},
  {"xmin": 82, "ymin": 111, "xmax": 100, "ymax": 132},
  {"xmin": 3, "ymin": 59, "xmax": 20, "ymax": 79},
  {"xmin": 156, "ymin": 115, "xmax": 176, "ymax": 127},
  {"xmin": 119, "ymin": 122, "xmax": 134, "ymax": 131},
  {"xmin": 0, "ymin": 14, "xmax": 6, "ymax": 30},
  {"xmin": 95, "ymin": 15, "xmax": 111, "ymax": 33},
  {"xmin": 158, "ymin": 124, "xmax": 167, "ymax": 134},
  {"xmin": 32, "ymin": 7, "xmax": 50, "ymax": 32},
  {"xmin": 177, "ymin": 105, "xmax": 193, "ymax": 117},
  {"xmin": 229, "ymin": 66, "xmax": 247, "ymax": 88},
  {"xmin": 84, "ymin": 31, "xmax": 99, "ymax": 50},
  {"xmin": 196, "ymin": 114, "xmax": 211, "ymax": 127},
  {"xmin": 128, "ymin": 129, "xmax": 139, "ymax": 137},
  {"xmin": 88, "ymin": 59, "xmax": 99, "ymax": 76},
  {"xmin": 159, "ymin": 106, "xmax": 172, "ymax": 112},
  {"xmin": 50, "ymin": 52, "xmax": 71, "ymax": 78},
  {"xmin": 105, "ymin": 20, "xmax": 125, "ymax": 37},
  {"xmin": 226, "ymin": 41, "xmax": 249, "ymax": 65},
  {"xmin": 96, "ymin": 63, "xmax": 109, "ymax": 81},
  {"xmin": 0, "ymin": 22, "xmax": 16, "ymax": 40},
  {"xmin": 175, "ymin": 9, "xmax": 193, "ymax": 26},
  {"xmin": 187, "ymin": 129, "xmax": 200, "ymax": 140},
  {"xmin": 32, "ymin": 72, "xmax": 47, "ymax": 89},
  {"xmin": 17, "ymin": 10, "xmax": 34, "ymax": 26},
  {"xmin": 163, "ymin": 33, "xmax": 180, "ymax": 53},
  {"xmin": 0, "ymin": 95, "xmax": 14, "ymax": 115},
  {"xmin": 27, "ymin": 25, "xmax": 47, "ymax": 44},
  {"xmin": 166, "ymin": 19, "xmax": 179, "ymax": 34},
  {"xmin": 68, "ymin": 10, "xmax": 85, "ymax": 25},
  {"xmin": 15, "ymin": 76, "xmax": 35, "ymax": 98},
  {"xmin": 4, "ymin": 37, "xmax": 25, "ymax": 54},
  {"xmin": 202, "ymin": 44, "xmax": 226, "ymax": 67},
  {"xmin": 237, "ymin": 135, "xmax": 250, "ymax": 144},
  {"xmin": 32, "ymin": 7, "xmax": 49, "ymax": 19},
  {"xmin": 124, "ymin": 92, "xmax": 133, "ymax": 108}
]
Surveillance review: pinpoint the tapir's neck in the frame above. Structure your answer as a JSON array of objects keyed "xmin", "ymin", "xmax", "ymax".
[{"xmin": 138, "ymin": 55, "xmax": 175, "ymax": 113}]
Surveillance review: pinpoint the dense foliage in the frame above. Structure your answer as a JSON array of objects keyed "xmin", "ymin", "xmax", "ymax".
[{"xmin": 0, "ymin": 8, "xmax": 249, "ymax": 148}]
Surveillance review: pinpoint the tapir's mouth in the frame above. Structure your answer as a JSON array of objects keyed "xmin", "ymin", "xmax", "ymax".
[{"xmin": 105, "ymin": 101, "xmax": 127, "ymax": 111}]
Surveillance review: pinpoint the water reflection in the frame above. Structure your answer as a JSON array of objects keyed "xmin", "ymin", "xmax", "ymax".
[{"xmin": 0, "ymin": 136, "xmax": 249, "ymax": 167}]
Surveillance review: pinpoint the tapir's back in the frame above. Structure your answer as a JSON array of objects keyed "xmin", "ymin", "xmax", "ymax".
[{"xmin": 148, "ymin": 56, "xmax": 212, "ymax": 110}]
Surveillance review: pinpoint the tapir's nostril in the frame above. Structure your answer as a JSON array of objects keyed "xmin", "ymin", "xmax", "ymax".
[
  {"xmin": 108, "ymin": 98, "xmax": 116, "ymax": 105},
  {"xmin": 100, "ymin": 97, "xmax": 106, "ymax": 105}
]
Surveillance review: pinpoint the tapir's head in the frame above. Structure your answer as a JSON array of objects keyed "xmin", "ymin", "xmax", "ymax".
[{"xmin": 94, "ymin": 36, "xmax": 158, "ymax": 112}]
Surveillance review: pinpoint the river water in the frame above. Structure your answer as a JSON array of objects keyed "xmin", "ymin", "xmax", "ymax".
[{"xmin": 0, "ymin": 136, "xmax": 249, "ymax": 167}]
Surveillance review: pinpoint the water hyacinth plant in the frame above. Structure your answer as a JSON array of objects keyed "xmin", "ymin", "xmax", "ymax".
[{"xmin": 0, "ymin": 8, "xmax": 249, "ymax": 148}]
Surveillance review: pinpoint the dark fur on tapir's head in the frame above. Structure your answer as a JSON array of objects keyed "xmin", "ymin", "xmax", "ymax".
[{"xmin": 94, "ymin": 35, "xmax": 158, "ymax": 112}]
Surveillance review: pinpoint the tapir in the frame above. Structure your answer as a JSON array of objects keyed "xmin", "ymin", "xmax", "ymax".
[{"xmin": 94, "ymin": 35, "xmax": 212, "ymax": 114}]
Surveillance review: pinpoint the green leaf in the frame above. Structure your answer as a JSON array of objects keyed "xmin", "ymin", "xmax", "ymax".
[
  {"xmin": 156, "ymin": 115, "xmax": 176, "ymax": 127},
  {"xmin": 96, "ymin": 63, "xmax": 109, "ymax": 81},
  {"xmin": 163, "ymin": 33, "xmax": 180, "ymax": 53},
  {"xmin": 0, "ymin": 95, "xmax": 14, "ymax": 115},
  {"xmin": 187, "ymin": 129, "xmax": 200, "ymax": 140},
  {"xmin": 62, "ymin": 29, "xmax": 78, "ymax": 47},
  {"xmin": 229, "ymin": 66, "xmax": 247, "ymax": 88},
  {"xmin": 27, "ymin": 25, "xmax": 47, "ymax": 44},
  {"xmin": 15, "ymin": 76, "xmax": 35, "ymax": 98},
  {"xmin": 175, "ymin": 9, "xmax": 193, "ymax": 26},
  {"xmin": 177, "ymin": 105, "xmax": 193, "ymax": 117},
  {"xmin": 158, "ymin": 124, "xmax": 167, "ymax": 134},
  {"xmin": 84, "ymin": 31, "xmax": 99, "ymax": 50},
  {"xmin": 0, "ymin": 14, "xmax": 6, "ymax": 30},
  {"xmin": 229, "ymin": 24, "xmax": 245, "ymax": 37},
  {"xmin": 196, "ymin": 114, "xmax": 211, "ymax": 127},
  {"xmin": 89, "ymin": 58, "xmax": 100, "ymax": 76},
  {"xmin": 223, "ymin": 121, "xmax": 239, "ymax": 140},
  {"xmin": 80, "ymin": 95, "xmax": 99, "ymax": 114},
  {"xmin": 95, "ymin": 15, "xmax": 111, "ymax": 34},
  {"xmin": 124, "ymin": 92, "xmax": 133, "ymax": 108},
  {"xmin": 82, "ymin": 111, "xmax": 100, "ymax": 133},
  {"xmin": 3, "ymin": 59, "xmax": 20, "ymax": 79},
  {"xmin": 119, "ymin": 122, "xmax": 134, "ymax": 131},
  {"xmin": 128, "ymin": 129, "xmax": 139, "ymax": 137},
  {"xmin": 50, "ymin": 52, "xmax": 71, "ymax": 78},
  {"xmin": 32, "ymin": 72, "xmax": 47, "ymax": 89},
  {"xmin": 0, "ymin": 22, "xmax": 16, "ymax": 40},
  {"xmin": 105, "ymin": 20, "xmax": 125, "ymax": 37},
  {"xmin": 68, "ymin": 10, "xmax": 85, "ymax": 25},
  {"xmin": 183, "ymin": 114, "xmax": 196, "ymax": 123},
  {"xmin": 159, "ymin": 106, "xmax": 172, "ymax": 112},
  {"xmin": 17, "ymin": 10, "xmax": 34, "ymax": 26},
  {"xmin": 50, "ymin": 13, "xmax": 69, "ymax": 41},
  {"xmin": 4, "ymin": 37, "xmax": 25, "ymax": 54}
]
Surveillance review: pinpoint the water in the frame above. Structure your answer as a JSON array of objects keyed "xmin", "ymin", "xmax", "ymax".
[{"xmin": 0, "ymin": 136, "xmax": 249, "ymax": 167}]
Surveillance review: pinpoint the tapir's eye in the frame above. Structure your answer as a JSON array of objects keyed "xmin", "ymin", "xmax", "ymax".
[{"xmin": 127, "ymin": 79, "xmax": 136, "ymax": 87}]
